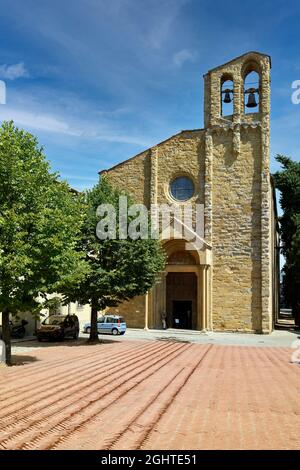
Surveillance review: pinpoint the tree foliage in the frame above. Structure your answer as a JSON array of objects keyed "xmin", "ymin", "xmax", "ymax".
[
  {"xmin": 62, "ymin": 177, "xmax": 166, "ymax": 341},
  {"xmin": 0, "ymin": 121, "xmax": 86, "ymax": 363},
  {"xmin": 273, "ymin": 155, "xmax": 300, "ymax": 316}
]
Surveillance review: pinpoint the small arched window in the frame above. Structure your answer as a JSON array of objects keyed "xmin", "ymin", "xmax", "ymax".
[
  {"xmin": 221, "ymin": 75, "xmax": 234, "ymax": 117},
  {"xmin": 244, "ymin": 70, "xmax": 260, "ymax": 114}
]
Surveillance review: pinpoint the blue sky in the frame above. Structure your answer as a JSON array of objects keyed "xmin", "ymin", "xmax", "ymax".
[{"xmin": 0, "ymin": 0, "xmax": 299, "ymax": 191}]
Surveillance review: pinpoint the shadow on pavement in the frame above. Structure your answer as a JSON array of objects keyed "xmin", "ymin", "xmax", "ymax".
[
  {"xmin": 274, "ymin": 326, "xmax": 300, "ymax": 336},
  {"xmin": 12, "ymin": 337, "xmax": 120, "ymax": 349},
  {"xmin": 11, "ymin": 354, "xmax": 40, "ymax": 366},
  {"xmin": 156, "ymin": 336, "xmax": 191, "ymax": 344}
]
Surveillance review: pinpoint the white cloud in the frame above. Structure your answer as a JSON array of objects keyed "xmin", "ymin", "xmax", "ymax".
[
  {"xmin": 0, "ymin": 62, "xmax": 28, "ymax": 80},
  {"xmin": 0, "ymin": 104, "xmax": 152, "ymax": 147},
  {"xmin": 61, "ymin": 175, "xmax": 98, "ymax": 182},
  {"xmin": 0, "ymin": 107, "xmax": 77, "ymax": 135},
  {"xmin": 173, "ymin": 49, "xmax": 197, "ymax": 67},
  {"xmin": 145, "ymin": 0, "xmax": 188, "ymax": 50}
]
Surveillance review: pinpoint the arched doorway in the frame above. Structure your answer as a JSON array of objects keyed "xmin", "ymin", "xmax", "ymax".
[
  {"xmin": 148, "ymin": 238, "xmax": 212, "ymax": 331},
  {"xmin": 165, "ymin": 246, "xmax": 198, "ymax": 330},
  {"xmin": 166, "ymin": 272, "xmax": 197, "ymax": 329}
]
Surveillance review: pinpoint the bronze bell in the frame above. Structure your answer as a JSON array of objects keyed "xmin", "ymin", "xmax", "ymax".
[
  {"xmin": 245, "ymin": 88, "xmax": 258, "ymax": 108},
  {"xmin": 223, "ymin": 89, "xmax": 232, "ymax": 104}
]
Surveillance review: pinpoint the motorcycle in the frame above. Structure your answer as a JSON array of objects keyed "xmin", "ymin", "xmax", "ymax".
[
  {"xmin": 0, "ymin": 319, "xmax": 28, "ymax": 339},
  {"xmin": 11, "ymin": 319, "xmax": 28, "ymax": 339}
]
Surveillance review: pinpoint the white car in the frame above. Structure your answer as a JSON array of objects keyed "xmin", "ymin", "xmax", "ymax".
[{"xmin": 83, "ymin": 315, "xmax": 126, "ymax": 336}]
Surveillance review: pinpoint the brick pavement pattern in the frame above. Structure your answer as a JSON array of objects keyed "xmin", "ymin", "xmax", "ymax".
[{"xmin": 0, "ymin": 341, "xmax": 299, "ymax": 450}]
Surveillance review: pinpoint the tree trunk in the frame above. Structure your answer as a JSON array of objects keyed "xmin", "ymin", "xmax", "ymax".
[
  {"xmin": 294, "ymin": 304, "xmax": 300, "ymax": 328},
  {"xmin": 2, "ymin": 309, "xmax": 11, "ymax": 365},
  {"xmin": 89, "ymin": 302, "xmax": 99, "ymax": 343}
]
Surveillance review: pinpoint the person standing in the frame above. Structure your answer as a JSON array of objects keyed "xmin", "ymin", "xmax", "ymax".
[{"xmin": 161, "ymin": 311, "xmax": 167, "ymax": 330}]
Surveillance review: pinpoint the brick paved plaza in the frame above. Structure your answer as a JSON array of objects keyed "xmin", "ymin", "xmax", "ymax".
[{"xmin": 0, "ymin": 340, "xmax": 299, "ymax": 450}]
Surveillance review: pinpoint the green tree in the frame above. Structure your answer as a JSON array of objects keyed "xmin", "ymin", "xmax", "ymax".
[
  {"xmin": 0, "ymin": 121, "xmax": 86, "ymax": 364},
  {"xmin": 273, "ymin": 155, "xmax": 300, "ymax": 320},
  {"xmin": 62, "ymin": 177, "xmax": 165, "ymax": 342}
]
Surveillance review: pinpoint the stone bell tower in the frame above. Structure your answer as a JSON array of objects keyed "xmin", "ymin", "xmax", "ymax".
[{"xmin": 203, "ymin": 52, "xmax": 273, "ymax": 332}]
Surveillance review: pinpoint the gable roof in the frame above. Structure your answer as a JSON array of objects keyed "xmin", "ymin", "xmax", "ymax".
[
  {"xmin": 99, "ymin": 128, "xmax": 204, "ymax": 175},
  {"xmin": 204, "ymin": 51, "xmax": 271, "ymax": 76}
]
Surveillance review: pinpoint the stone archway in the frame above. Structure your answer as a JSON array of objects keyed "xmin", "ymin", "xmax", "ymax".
[{"xmin": 148, "ymin": 238, "xmax": 211, "ymax": 331}]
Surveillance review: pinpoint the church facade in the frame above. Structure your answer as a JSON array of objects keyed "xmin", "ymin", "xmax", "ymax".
[{"xmin": 101, "ymin": 51, "xmax": 279, "ymax": 334}]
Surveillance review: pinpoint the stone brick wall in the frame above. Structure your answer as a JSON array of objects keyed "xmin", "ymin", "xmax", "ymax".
[
  {"xmin": 204, "ymin": 51, "xmax": 273, "ymax": 332},
  {"xmin": 106, "ymin": 296, "xmax": 145, "ymax": 328},
  {"xmin": 154, "ymin": 131, "xmax": 205, "ymax": 207},
  {"xmin": 211, "ymin": 128, "xmax": 263, "ymax": 332},
  {"xmin": 103, "ymin": 131, "xmax": 206, "ymax": 329},
  {"xmin": 102, "ymin": 149, "xmax": 151, "ymax": 208}
]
